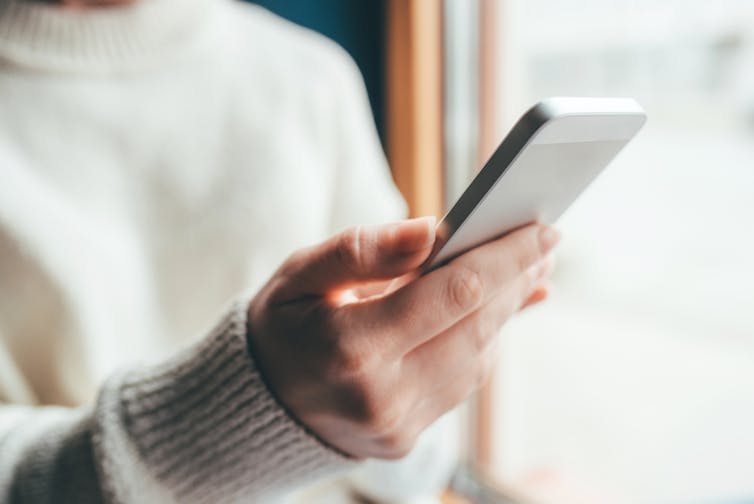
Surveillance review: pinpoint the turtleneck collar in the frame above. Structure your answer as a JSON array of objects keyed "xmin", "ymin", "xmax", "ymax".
[{"xmin": 0, "ymin": 0, "xmax": 217, "ymax": 73}]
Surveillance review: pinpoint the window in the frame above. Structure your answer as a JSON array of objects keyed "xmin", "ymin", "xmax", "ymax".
[{"xmin": 482, "ymin": 1, "xmax": 754, "ymax": 501}]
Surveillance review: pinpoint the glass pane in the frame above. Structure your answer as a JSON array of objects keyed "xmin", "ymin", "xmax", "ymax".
[{"xmin": 492, "ymin": 1, "xmax": 754, "ymax": 502}]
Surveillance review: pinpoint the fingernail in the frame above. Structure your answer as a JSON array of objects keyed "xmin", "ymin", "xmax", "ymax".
[
  {"xmin": 391, "ymin": 216, "xmax": 436, "ymax": 253},
  {"xmin": 539, "ymin": 225, "xmax": 561, "ymax": 253}
]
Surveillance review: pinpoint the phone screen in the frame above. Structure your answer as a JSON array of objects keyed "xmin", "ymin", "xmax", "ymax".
[{"xmin": 429, "ymin": 139, "xmax": 628, "ymax": 268}]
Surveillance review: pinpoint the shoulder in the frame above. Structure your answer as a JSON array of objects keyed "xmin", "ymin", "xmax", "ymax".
[{"xmin": 217, "ymin": 1, "xmax": 363, "ymax": 93}]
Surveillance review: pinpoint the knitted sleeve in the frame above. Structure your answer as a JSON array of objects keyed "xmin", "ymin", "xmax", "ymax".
[{"xmin": 0, "ymin": 302, "xmax": 352, "ymax": 503}]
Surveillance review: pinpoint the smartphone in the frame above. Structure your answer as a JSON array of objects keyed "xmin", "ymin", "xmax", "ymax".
[{"xmin": 423, "ymin": 97, "xmax": 646, "ymax": 271}]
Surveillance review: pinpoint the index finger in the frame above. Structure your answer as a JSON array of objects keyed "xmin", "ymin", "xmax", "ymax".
[{"xmin": 340, "ymin": 223, "xmax": 560, "ymax": 355}]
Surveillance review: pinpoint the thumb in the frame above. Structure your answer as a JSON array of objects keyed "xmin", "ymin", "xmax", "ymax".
[{"xmin": 277, "ymin": 216, "xmax": 436, "ymax": 299}]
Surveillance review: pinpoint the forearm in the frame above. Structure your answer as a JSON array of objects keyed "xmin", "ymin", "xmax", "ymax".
[{"xmin": 0, "ymin": 303, "xmax": 351, "ymax": 503}]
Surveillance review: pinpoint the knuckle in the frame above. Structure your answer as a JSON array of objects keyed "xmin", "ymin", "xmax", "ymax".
[
  {"xmin": 377, "ymin": 428, "xmax": 417, "ymax": 459},
  {"xmin": 329, "ymin": 353, "xmax": 406, "ymax": 435},
  {"xmin": 335, "ymin": 225, "xmax": 365, "ymax": 275},
  {"xmin": 513, "ymin": 232, "xmax": 543, "ymax": 273},
  {"xmin": 336, "ymin": 381, "xmax": 379, "ymax": 425},
  {"xmin": 523, "ymin": 261, "xmax": 541, "ymax": 287},
  {"xmin": 357, "ymin": 391, "xmax": 404, "ymax": 435},
  {"xmin": 470, "ymin": 314, "xmax": 497, "ymax": 354},
  {"xmin": 448, "ymin": 266, "xmax": 483, "ymax": 312},
  {"xmin": 319, "ymin": 315, "xmax": 371, "ymax": 381},
  {"xmin": 326, "ymin": 341, "xmax": 373, "ymax": 383}
]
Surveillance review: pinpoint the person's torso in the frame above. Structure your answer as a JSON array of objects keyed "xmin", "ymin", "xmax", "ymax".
[{"xmin": 0, "ymin": 3, "xmax": 348, "ymax": 406}]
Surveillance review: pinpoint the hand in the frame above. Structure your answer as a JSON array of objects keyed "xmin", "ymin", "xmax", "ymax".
[{"xmin": 247, "ymin": 218, "xmax": 559, "ymax": 459}]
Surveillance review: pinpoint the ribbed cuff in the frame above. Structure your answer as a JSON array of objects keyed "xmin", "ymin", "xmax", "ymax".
[{"xmin": 116, "ymin": 302, "xmax": 352, "ymax": 503}]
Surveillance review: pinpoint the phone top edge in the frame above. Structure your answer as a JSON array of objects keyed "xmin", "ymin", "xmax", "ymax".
[
  {"xmin": 421, "ymin": 96, "xmax": 646, "ymax": 272},
  {"xmin": 536, "ymin": 97, "xmax": 646, "ymax": 118},
  {"xmin": 421, "ymin": 102, "xmax": 550, "ymax": 271}
]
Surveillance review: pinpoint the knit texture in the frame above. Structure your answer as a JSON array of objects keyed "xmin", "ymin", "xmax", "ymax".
[
  {"xmin": 1, "ymin": 303, "xmax": 352, "ymax": 503},
  {"xmin": 0, "ymin": 0, "xmax": 432, "ymax": 501},
  {"xmin": 116, "ymin": 303, "xmax": 351, "ymax": 502},
  {"xmin": 0, "ymin": 0, "xmax": 215, "ymax": 73},
  {"xmin": 5, "ymin": 413, "xmax": 103, "ymax": 503}
]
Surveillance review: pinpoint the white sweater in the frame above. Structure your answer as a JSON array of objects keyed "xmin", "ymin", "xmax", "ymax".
[{"xmin": 0, "ymin": 0, "xmax": 456, "ymax": 502}]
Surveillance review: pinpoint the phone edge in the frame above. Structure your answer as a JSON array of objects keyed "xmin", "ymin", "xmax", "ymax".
[{"xmin": 421, "ymin": 102, "xmax": 552, "ymax": 272}]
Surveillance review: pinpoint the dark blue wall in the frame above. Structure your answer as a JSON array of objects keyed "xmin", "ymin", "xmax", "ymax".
[{"xmin": 247, "ymin": 0, "xmax": 386, "ymax": 142}]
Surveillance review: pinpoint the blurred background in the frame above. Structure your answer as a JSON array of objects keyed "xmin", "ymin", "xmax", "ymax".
[
  {"xmin": 252, "ymin": 0, "xmax": 754, "ymax": 502},
  {"xmin": 493, "ymin": 1, "xmax": 754, "ymax": 502}
]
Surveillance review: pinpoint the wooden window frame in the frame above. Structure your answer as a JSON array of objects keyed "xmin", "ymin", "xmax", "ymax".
[
  {"xmin": 386, "ymin": 1, "xmax": 528, "ymax": 501},
  {"xmin": 386, "ymin": 0, "xmax": 445, "ymax": 219}
]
